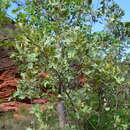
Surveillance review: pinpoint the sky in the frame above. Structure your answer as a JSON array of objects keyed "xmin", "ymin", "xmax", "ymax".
[{"xmin": 114, "ymin": 0, "xmax": 130, "ymax": 22}]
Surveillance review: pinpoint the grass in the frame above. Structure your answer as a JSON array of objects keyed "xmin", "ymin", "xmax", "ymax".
[{"xmin": 0, "ymin": 109, "xmax": 38, "ymax": 130}]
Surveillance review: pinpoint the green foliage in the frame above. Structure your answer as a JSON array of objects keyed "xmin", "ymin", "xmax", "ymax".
[
  {"xmin": 124, "ymin": 22, "xmax": 130, "ymax": 38},
  {"xmin": 0, "ymin": 0, "xmax": 14, "ymax": 11},
  {"xmin": 1, "ymin": 0, "xmax": 129, "ymax": 129},
  {"xmin": 0, "ymin": 11, "xmax": 20, "ymax": 47}
]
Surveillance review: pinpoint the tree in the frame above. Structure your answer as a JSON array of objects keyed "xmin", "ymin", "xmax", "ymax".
[{"xmin": 1, "ymin": 0, "xmax": 129, "ymax": 129}]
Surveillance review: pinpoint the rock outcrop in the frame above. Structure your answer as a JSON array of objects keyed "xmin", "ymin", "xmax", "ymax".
[{"xmin": 0, "ymin": 47, "xmax": 48, "ymax": 112}]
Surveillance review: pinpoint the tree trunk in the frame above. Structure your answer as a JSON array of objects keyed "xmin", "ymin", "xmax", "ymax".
[{"xmin": 56, "ymin": 101, "xmax": 66, "ymax": 130}]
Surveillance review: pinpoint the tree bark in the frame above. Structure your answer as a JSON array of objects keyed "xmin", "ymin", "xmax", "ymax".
[{"xmin": 56, "ymin": 101, "xmax": 66, "ymax": 130}]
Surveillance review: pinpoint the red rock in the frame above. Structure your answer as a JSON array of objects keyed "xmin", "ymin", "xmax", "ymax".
[
  {"xmin": 0, "ymin": 101, "xmax": 31, "ymax": 112},
  {"xmin": 0, "ymin": 71, "xmax": 15, "ymax": 80},
  {"xmin": 0, "ymin": 71, "xmax": 18, "ymax": 100},
  {"xmin": 0, "ymin": 47, "xmax": 50, "ymax": 112},
  {"xmin": 32, "ymin": 98, "xmax": 49, "ymax": 104},
  {"xmin": 13, "ymin": 113, "xmax": 26, "ymax": 119}
]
